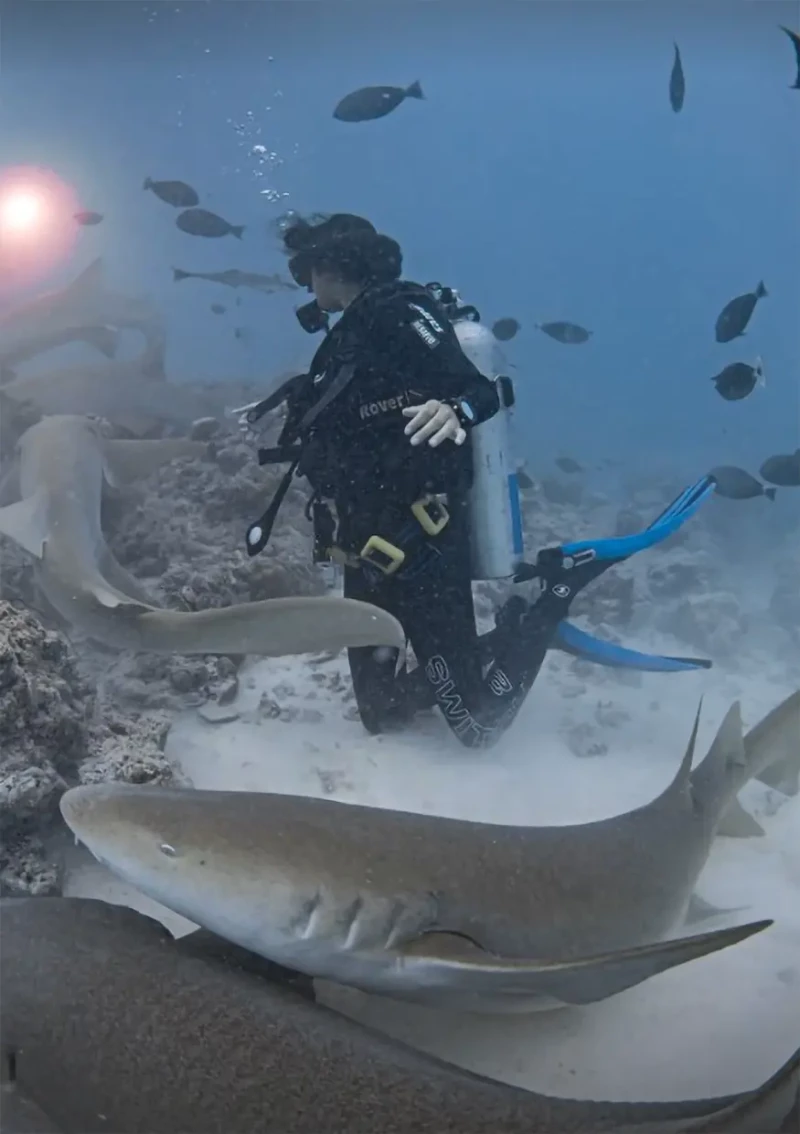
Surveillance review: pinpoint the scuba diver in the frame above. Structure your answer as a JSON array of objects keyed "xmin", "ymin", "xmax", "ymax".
[{"xmin": 243, "ymin": 212, "xmax": 714, "ymax": 750}]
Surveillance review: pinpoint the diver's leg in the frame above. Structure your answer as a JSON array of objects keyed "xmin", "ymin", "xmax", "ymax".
[
  {"xmin": 412, "ymin": 475, "xmax": 719, "ymax": 748},
  {"xmin": 343, "ymin": 565, "xmax": 414, "ymax": 734}
]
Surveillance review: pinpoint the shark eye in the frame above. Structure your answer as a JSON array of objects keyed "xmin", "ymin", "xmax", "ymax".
[{"xmin": 159, "ymin": 843, "xmax": 179, "ymax": 857}]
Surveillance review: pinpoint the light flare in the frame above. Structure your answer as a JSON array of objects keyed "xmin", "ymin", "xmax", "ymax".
[{"xmin": 0, "ymin": 165, "xmax": 81, "ymax": 298}]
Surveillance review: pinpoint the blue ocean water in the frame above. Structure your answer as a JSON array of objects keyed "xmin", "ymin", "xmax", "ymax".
[{"xmin": 2, "ymin": 0, "xmax": 798, "ymax": 481}]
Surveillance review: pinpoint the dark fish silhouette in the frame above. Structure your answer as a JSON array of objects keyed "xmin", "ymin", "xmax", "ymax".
[
  {"xmin": 536, "ymin": 321, "xmax": 592, "ymax": 344},
  {"xmin": 516, "ymin": 468, "xmax": 534, "ymax": 490},
  {"xmin": 711, "ymin": 357, "xmax": 764, "ymax": 401},
  {"xmin": 556, "ymin": 456, "xmax": 584, "ymax": 474},
  {"xmin": 74, "ymin": 210, "xmax": 103, "ymax": 226},
  {"xmin": 333, "ymin": 81, "xmax": 424, "ymax": 122},
  {"xmin": 670, "ymin": 43, "xmax": 686, "ymax": 112},
  {"xmin": 176, "ymin": 208, "xmax": 244, "ymax": 240},
  {"xmin": 491, "ymin": 317, "xmax": 520, "ymax": 341},
  {"xmin": 714, "ymin": 281, "xmax": 767, "ymax": 343},
  {"xmin": 760, "ymin": 450, "xmax": 800, "ymax": 487},
  {"xmin": 173, "ymin": 267, "xmax": 296, "ymax": 293},
  {"xmin": 710, "ymin": 465, "xmax": 776, "ymax": 501},
  {"xmin": 210, "ymin": 303, "xmax": 226, "ymax": 315},
  {"xmin": 779, "ymin": 26, "xmax": 800, "ymax": 89},
  {"xmin": 144, "ymin": 178, "xmax": 199, "ymax": 208}
]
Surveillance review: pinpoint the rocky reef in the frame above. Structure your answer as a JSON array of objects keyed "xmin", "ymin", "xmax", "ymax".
[
  {"xmin": 0, "ymin": 601, "xmax": 176, "ymax": 895},
  {"xmin": 0, "ymin": 390, "xmax": 795, "ymax": 881}
]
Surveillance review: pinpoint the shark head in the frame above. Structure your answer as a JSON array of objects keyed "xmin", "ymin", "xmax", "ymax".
[{"xmin": 59, "ymin": 783, "xmax": 325, "ymax": 961}]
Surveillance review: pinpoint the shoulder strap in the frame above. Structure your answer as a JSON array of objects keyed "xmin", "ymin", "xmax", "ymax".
[{"xmin": 299, "ymin": 363, "xmax": 357, "ymax": 431}]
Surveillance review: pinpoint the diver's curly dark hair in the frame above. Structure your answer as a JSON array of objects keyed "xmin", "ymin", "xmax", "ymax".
[{"xmin": 278, "ymin": 212, "xmax": 402, "ymax": 285}]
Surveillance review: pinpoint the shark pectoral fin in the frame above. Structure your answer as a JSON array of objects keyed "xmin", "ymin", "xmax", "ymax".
[
  {"xmin": 82, "ymin": 577, "xmax": 151, "ymax": 614},
  {"xmin": 69, "ymin": 256, "xmax": 104, "ymax": 298},
  {"xmin": 684, "ymin": 893, "xmax": 747, "ymax": 926},
  {"xmin": 717, "ymin": 796, "xmax": 766, "ymax": 838},
  {"xmin": 0, "ymin": 488, "xmax": 49, "ymax": 557},
  {"xmin": 97, "ymin": 547, "xmax": 158, "ymax": 607},
  {"xmin": 109, "ymin": 412, "xmax": 164, "ymax": 439},
  {"xmin": 395, "ymin": 921, "xmax": 771, "ymax": 1005},
  {"xmin": 101, "ymin": 438, "xmax": 208, "ymax": 486},
  {"xmin": 80, "ymin": 325, "xmax": 119, "ymax": 358}
]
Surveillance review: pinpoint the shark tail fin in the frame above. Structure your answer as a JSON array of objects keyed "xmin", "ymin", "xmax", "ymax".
[
  {"xmin": 750, "ymin": 690, "xmax": 800, "ymax": 796},
  {"xmin": 68, "ymin": 257, "xmax": 104, "ymax": 299},
  {"xmin": 0, "ymin": 488, "xmax": 49, "ymax": 558},
  {"xmin": 172, "ymin": 268, "xmax": 190, "ymax": 282}
]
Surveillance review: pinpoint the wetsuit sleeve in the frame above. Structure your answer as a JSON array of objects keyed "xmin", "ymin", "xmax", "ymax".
[{"xmin": 371, "ymin": 295, "xmax": 500, "ymax": 426}]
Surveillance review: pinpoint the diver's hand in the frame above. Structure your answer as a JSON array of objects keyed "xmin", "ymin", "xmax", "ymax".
[{"xmin": 402, "ymin": 400, "xmax": 467, "ymax": 448}]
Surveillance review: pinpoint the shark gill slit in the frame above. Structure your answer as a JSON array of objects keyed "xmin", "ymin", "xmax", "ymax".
[
  {"xmin": 291, "ymin": 891, "xmax": 323, "ymax": 940},
  {"xmin": 342, "ymin": 895, "xmax": 365, "ymax": 950}
]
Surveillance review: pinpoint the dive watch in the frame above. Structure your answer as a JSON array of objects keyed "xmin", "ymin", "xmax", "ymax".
[{"xmin": 450, "ymin": 397, "xmax": 477, "ymax": 429}]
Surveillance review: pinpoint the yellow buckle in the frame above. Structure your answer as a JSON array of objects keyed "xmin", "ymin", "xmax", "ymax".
[
  {"xmin": 359, "ymin": 535, "xmax": 406, "ymax": 575},
  {"xmin": 411, "ymin": 494, "xmax": 450, "ymax": 536}
]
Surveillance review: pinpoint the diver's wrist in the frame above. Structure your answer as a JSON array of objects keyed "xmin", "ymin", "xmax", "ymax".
[{"xmin": 446, "ymin": 397, "xmax": 477, "ymax": 430}]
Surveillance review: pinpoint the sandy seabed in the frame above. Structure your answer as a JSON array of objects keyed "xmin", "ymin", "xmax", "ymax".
[{"xmin": 63, "ymin": 638, "xmax": 800, "ymax": 1105}]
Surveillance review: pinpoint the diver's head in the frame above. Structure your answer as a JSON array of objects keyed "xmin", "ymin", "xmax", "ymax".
[{"xmin": 280, "ymin": 212, "xmax": 402, "ymax": 313}]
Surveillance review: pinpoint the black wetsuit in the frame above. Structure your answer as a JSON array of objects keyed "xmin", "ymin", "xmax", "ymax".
[{"xmin": 276, "ymin": 280, "xmax": 559, "ymax": 749}]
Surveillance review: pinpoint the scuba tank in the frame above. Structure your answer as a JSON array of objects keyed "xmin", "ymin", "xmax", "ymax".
[{"xmin": 453, "ymin": 315, "xmax": 524, "ymax": 581}]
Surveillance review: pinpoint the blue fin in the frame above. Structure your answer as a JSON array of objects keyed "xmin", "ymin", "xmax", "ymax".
[
  {"xmin": 554, "ymin": 621, "xmax": 712, "ymax": 672},
  {"xmin": 560, "ymin": 475, "xmax": 716, "ymax": 563}
]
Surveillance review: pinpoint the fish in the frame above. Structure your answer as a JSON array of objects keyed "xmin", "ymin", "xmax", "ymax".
[
  {"xmin": 59, "ymin": 692, "xmax": 800, "ymax": 1014},
  {"xmin": 333, "ymin": 80, "xmax": 425, "ymax": 122},
  {"xmin": 714, "ymin": 282, "xmax": 767, "ymax": 343},
  {"xmin": 711, "ymin": 359, "xmax": 765, "ymax": 402},
  {"xmin": 73, "ymin": 211, "xmax": 103, "ymax": 227},
  {"xmin": 716, "ymin": 690, "xmax": 800, "ymax": 837},
  {"xmin": 709, "ymin": 466, "xmax": 777, "ymax": 502},
  {"xmin": 670, "ymin": 43, "xmax": 686, "ymax": 112},
  {"xmin": 0, "ymin": 415, "xmax": 406, "ymax": 657},
  {"xmin": 3, "ymin": 898, "xmax": 798, "ymax": 1134},
  {"xmin": 143, "ymin": 177, "xmax": 199, "ymax": 208},
  {"xmin": 0, "ymin": 258, "xmax": 166, "ymax": 381},
  {"xmin": 0, "ymin": 354, "xmax": 224, "ymax": 435},
  {"xmin": 516, "ymin": 468, "xmax": 535, "ymax": 490},
  {"xmin": 176, "ymin": 208, "xmax": 244, "ymax": 240},
  {"xmin": 556, "ymin": 456, "xmax": 584, "ymax": 474},
  {"xmin": 779, "ymin": 26, "xmax": 800, "ymax": 89},
  {"xmin": 535, "ymin": 320, "xmax": 592, "ymax": 344},
  {"xmin": 172, "ymin": 266, "xmax": 298, "ymax": 293},
  {"xmin": 491, "ymin": 317, "xmax": 520, "ymax": 341},
  {"xmin": 759, "ymin": 450, "xmax": 800, "ymax": 488},
  {"xmin": 210, "ymin": 303, "xmax": 226, "ymax": 315}
]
